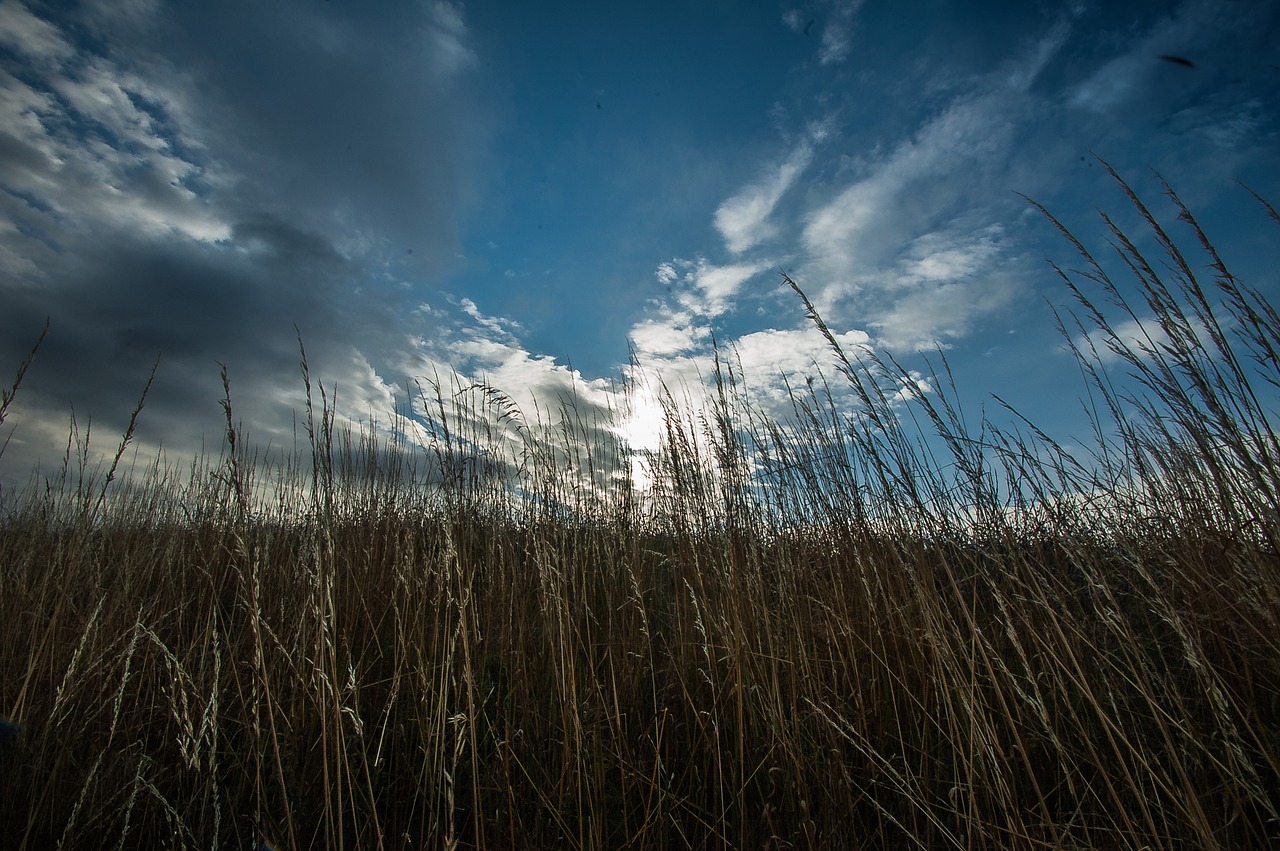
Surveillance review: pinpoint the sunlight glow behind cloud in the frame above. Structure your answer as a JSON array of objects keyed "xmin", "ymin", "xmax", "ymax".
[{"xmin": 0, "ymin": 0, "xmax": 1276, "ymax": 498}]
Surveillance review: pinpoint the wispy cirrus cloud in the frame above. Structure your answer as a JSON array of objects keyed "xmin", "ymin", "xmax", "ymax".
[
  {"xmin": 1063, "ymin": 0, "xmax": 1279, "ymax": 164},
  {"xmin": 799, "ymin": 88, "xmax": 1022, "ymax": 323},
  {"xmin": 817, "ymin": 0, "xmax": 863, "ymax": 65},
  {"xmin": 714, "ymin": 143, "xmax": 813, "ymax": 254},
  {"xmin": 781, "ymin": 0, "xmax": 864, "ymax": 65},
  {"xmin": 778, "ymin": 0, "xmax": 860, "ymax": 64},
  {"xmin": 784, "ymin": 16, "xmax": 1086, "ymax": 350},
  {"xmin": 865, "ymin": 226, "xmax": 1020, "ymax": 351}
]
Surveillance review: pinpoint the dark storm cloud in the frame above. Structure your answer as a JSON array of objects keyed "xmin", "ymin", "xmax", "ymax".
[
  {"xmin": 83, "ymin": 0, "xmax": 484, "ymax": 261},
  {"xmin": 1, "ymin": 221, "xmax": 369, "ymax": 469},
  {"xmin": 0, "ymin": 1, "xmax": 487, "ymax": 484}
]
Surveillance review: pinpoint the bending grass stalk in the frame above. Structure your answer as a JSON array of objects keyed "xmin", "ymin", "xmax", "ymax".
[{"xmin": 0, "ymin": 169, "xmax": 1276, "ymax": 847}]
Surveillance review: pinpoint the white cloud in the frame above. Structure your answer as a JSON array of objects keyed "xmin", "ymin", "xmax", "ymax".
[
  {"xmin": 420, "ymin": 298, "xmax": 618, "ymax": 425},
  {"xmin": 804, "ymin": 223, "xmax": 1017, "ymax": 351},
  {"xmin": 899, "ymin": 226, "xmax": 1003, "ymax": 286},
  {"xmin": 871, "ymin": 273, "xmax": 1018, "ymax": 352},
  {"xmin": 0, "ymin": 16, "xmax": 230, "ymax": 245},
  {"xmin": 654, "ymin": 256, "xmax": 768, "ymax": 319},
  {"xmin": 459, "ymin": 297, "xmax": 524, "ymax": 343},
  {"xmin": 1072, "ymin": 315, "xmax": 1213, "ymax": 368},
  {"xmin": 714, "ymin": 143, "xmax": 812, "ymax": 253},
  {"xmin": 629, "ymin": 308, "xmax": 708, "ymax": 357},
  {"xmin": 0, "ymin": 2, "xmax": 75, "ymax": 65},
  {"xmin": 797, "ymin": 76, "xmax": 1031, "ymax": 342},
  {"xmin": 800, "ymin": 11, "xmax": 1073, "ymax": 296},
  {"xmin": 680, "ymin": 259, "xmax": 771, "ymax": 317},
  {"xmin": 819, "ymin": 0, "xmax": 863, "ymax": 65},
  {"xmin": 731, "ymin": 325, "xmax": 871, "ymax": 401},
  {"xmin": 804, "ymin": 100, "xmax": 987, "ymax": 260}
]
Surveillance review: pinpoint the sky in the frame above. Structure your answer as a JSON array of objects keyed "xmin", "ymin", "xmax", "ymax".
[{"xmin": 0, "ymin": 0, "xmax": 1278, "ymax": 496}]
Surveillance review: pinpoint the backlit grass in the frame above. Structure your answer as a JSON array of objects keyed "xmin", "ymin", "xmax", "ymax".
[{"xmin": 1, "ymin": 168, "xmax": 1277, "ymax": 849}]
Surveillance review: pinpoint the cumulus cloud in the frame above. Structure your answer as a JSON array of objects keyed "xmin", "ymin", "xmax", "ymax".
[
  {"xmin": 731, "ymin": 325, "xmax": 871, "ymax": 401},
  {"xmin": 621, "ymin": 267, "xmax": 876, "ymax": 472},
  {"xmin": 685, "ymin": 259, "xmax": 772, "ymax": 317},
  {"xmin": 650, "ymin": 257, "xmax": 772, "ymax": 320},
  {"xmin": 399, "ymin": 296, "xmax": 638, "ymax": 496},
  {"xmin": 629, "ymin": 308, "xmax": 709, "ymax": 357}
]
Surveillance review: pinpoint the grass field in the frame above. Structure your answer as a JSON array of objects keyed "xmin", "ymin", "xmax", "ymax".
[{"xmin": 1, "ymin": 169, "xmax": 1278, "ymax": 849}]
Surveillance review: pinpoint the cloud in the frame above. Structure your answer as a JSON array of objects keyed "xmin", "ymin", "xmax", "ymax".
[
  {"xmin": 0, "ymin": 1, "xmax": 489, "ymax": 486},
  {"xmin": 870, "ymin": 277, "xmax": 1019, "ymax": 352},
  {"xmin": 0, "ymin": 53, "xmax": 229, "ymax": 246},
  {"xmin": 1067, "ymin": 0, "xmax": 1277, "ymax": 126},
  {"xmin": 1071, "ymin": 314, "xmax": 1217, "ymax": 371},
  {"xmin": 426, "ymin": 1, "xmax": 478, "ymax": 77},
  {"xmin": 780, "ymin": 1, "xmax": 863, "ymax": 64},
  {"xmin": 800, "ymin": 90, "xmax": 1019, "ymax": 319},
  {"xmin": 621, "ymin": 270, "xmax": 876, "ymax": 468},
  {"xmin": 629, "ymin": 308, "xmax": 709, "ymax": 357},
  {"xmin": 1004, "ymin": 18, "xmax": 1072, "ymax": 92},
  {"xmin": 788, "ymin": 19, "xmax": 1085, "ymax": 349},
  {"xmin": 900, "ymin": 229, "xmax": 1002, "ymax": 285},
  {"xmin": 683, "ymin": 259, "xmax": 772, "ymax": 318},
  {"xmin": 782, "ymin": 10, "xmax": 807, "ymax": 34},
  {"xmin": 731, "ymin": 325, "xmax": 871, "ymax": 401},
  {"xmin": 401, "ymin": 297, "xmax": 637, "ymax": 496},
  {"xmin": 0, "ymin": 2, "xmax": 74, "ymax": 64},
  {"xmin": 459, "ymin": 297, "xmax": 525, "ymax": 344},
  {"xmin": 838, "ymin": 225, "xmax": 1019, "ymax": 351},
  {"xmin": 650, "ymin": 257, "xmax": 771, "ymax": 320},
  {"xmin": 714, "ymin": 143, "xmax": 812, "ymax": 253},
  {"xmin": 416, "ymin": 297, "xmax": 618, "ymax": 420},
  {"xmin": 818, "ymin": 1, "xmax": 863, "ymax": 65}
]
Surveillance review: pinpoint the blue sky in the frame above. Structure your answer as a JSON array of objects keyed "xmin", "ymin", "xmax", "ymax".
[{"xmin": 0, "ymin": 0, "xmax": 1277, "ymax": 491}]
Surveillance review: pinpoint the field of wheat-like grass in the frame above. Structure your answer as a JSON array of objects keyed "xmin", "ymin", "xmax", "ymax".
[{"xmin": 1, "ymin": 170, "xmax": 1278, "ymax": 849}]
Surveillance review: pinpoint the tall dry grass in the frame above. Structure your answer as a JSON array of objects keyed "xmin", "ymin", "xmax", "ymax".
[{"xmin": 0, "ymin": 168, "xmax": 1278, "ymax": 849}]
